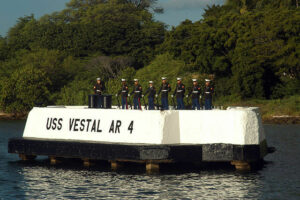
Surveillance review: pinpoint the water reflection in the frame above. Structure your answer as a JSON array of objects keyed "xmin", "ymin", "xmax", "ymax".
[
  {"xmin": 15, "ymin": 165, "xmax": 264, "ymax": 199},
  {"xmin": 1, "ymin": 122, "xmax": 300, "ymax": 199}
]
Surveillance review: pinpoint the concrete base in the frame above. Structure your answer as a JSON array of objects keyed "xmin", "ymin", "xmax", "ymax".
[{"xmin": 9, "ymin": 138, "xmax": 268, "ymax": 169}]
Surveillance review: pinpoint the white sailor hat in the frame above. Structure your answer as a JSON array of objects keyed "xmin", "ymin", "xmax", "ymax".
[
  {"xmin": 96, "ymin": 77, "xmax": 101, "ymax": 81},
  {"xmin": 161, "ymin": 77, "xmax": 167, "ymax": 80},
  {"xmin": 192, "ymin": 79, "xmax": 197, "ymax": 82},
  {"xmin": 205, "ymin": 79, "xmax": 211, "ymax": 82},
  {"xmin": 121, "ymin": 79, "xmax": 126, "ymax": 82},
  {"xmin": 134, "ymin": 79, "xmax": 138, "ymax": 82},
  {"xmin": 149, "ymin": 81, "xmax": 153, "ymax": 84},
  {"xmin": 177, "ymin": 77, "xmax": 182, "ymax": 81}
]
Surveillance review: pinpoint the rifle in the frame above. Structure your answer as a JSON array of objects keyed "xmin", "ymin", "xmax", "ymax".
[
  {"xmin": 115, "ymin": 94, "xmax": 121, "ymax": 109},
  {"xmin": 172, "ymin": 96, "xmax": 176, "ymax": 110},
  {"xmin": 142, "ymin": 96, "xmax": 147, "ymax": 110},
  {"xmin": 155, "ymin": 96, "xmax": 160, "ymax": 110},
  {"xmin": 185, "ymin": 95, "xmax": 191, "ymax": 110},
  {"xmin": 199, "ymin": 95, "xmax": 203, "ymax": 110},
  {"xmin": 128, "ymin": 95, "xmax": 133, "ymax": 109}
]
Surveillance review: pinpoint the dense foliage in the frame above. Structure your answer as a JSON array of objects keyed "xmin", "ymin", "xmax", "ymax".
[{"xmin": 0, "ymin": 0, "xmax": 299, "ymax": 113}]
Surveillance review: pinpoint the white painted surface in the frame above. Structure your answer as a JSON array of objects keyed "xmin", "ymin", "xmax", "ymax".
[
  {"xmin": 178, "ymin": 108, "xmax": 265, "ymax": 145},
  {"xmin": 162, "ymin": 111, "xmax": 180, "ymax": 144},
  {"xmin": 23, "ymin": 107, "xmax": 265, "ymax": 145},
  {"xmin": 24, "ymin": 108, "xmax": 165, "ymax": 144}
]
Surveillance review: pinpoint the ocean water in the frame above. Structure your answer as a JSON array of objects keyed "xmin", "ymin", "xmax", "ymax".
[{"xmin": 0, "ymin": 121, "xmax": 299, "ymax": 199}]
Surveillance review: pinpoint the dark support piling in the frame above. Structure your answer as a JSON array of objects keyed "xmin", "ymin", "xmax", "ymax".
[
  {"xmin": 231, "ymin": 160, "xmax": 251, "ymax": 171},
  {"xmin": 110, "ymin": 161, "xmax": 122, "ymax": 171},
  {"xmin": 49, "ymin": 156, "xmax": 61, "ymax": 165},
  {"xmin": 82, "ymin": 158, "xmax": 93, "ymax": 167},
  {"xmin": 146, "ymin": 162, "xmax": 159, "ymax": 173},
  {"xmin": 19, "ymin": 154, "xmax": 36, "ymax": 161}
]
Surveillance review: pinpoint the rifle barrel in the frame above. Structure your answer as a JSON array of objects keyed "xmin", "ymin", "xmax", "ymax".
[{"xmin": 142, "ymin": 97, "xmax": 147, "ymax": 110}]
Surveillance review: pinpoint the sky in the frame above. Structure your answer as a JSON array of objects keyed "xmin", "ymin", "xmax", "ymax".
[
  {"xmin": 155, "ymin": 0, "xmax": 224, "ymax": 27},
  {"xmin": 0, "ymin": 0, "xmax": 225, "ymax": 36}
]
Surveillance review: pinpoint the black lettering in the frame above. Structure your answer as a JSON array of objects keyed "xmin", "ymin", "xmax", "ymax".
[
  {"xmin": 80, "ymin": 119, "xmax": 85, "ymax": 131},
  {"xmin": 91, "ymin": 120, "xmax": 96, "ymax": 132},
  {"xmin": 86, "ymin": 119, "xmax": 92, "ymax": 132},
  {"xmin": 52, "ymin": 118, "xmax": 57, "ymax": 130},
  {"xmin": 128, "ymin": 121, "xmax": 134, "ymax": 134},
  {"xmin": 115, "ymin": 120, "xmax": 122, "ymax": 133},
  {"xmin": 46, "ymin": 118, "xmax": 52, "ymax": 130},
  {"xmin": 69, "ymin": 119, "xmax": 75, "ymax": 131},
  {"xmin": 109, "ymin": 121, "xmax": 115, "ymax": 133},
  {"xmin": 74, "ymin": 119, "xmax": 80, "ymax": 131},
  {"xmin": 57, "ymin": 118, "xmax": 63, "ymax": 130},
  {"xmin": 97, "ymin": 120, "xmax": 102, "ymax": 132}
]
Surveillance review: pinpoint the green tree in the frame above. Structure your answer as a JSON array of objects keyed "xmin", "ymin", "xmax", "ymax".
[
  {"xmin": 84, "ymin": 56, "xmax": 135, "ymax": 81},
  {"xmin": 15, "ymin": 0, "xmax": 166, "ymax": 67},
  {"xmin": 160, "ymin": 4, "xmax": 299, "ymax": 99},
  {"xmin": 0, "ymin": 36, "xmax": 8, "ymax": 61},
  {"xmin": 6, "ymin": 15, "xmax": 37, "ymax": 53},
  {"xmin": 0, "ymin": 66, "xmax": 51, "ymax": 113},
  {"xmin": 56, "ymin": 79, "xmax": 91, "ymax": 105},
  {"xmin": 106, "ymin": 67, "xmax": 136, "ymax": 96}
]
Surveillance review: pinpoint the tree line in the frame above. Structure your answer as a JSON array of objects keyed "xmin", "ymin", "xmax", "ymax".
[{"xmin": 0, "ymin": 0, "xmax": 299, "ymax": 113}]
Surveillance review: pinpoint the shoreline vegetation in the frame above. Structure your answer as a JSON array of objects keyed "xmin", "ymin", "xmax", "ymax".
[
  {"xmin": 0, "ymin": 1, "xmax": 299, "ymax": 120},
  {"xmin": 214, "ymin": 96, "xmax": 300, "ymax": 124},
  {"xmin": 1, "ymin": 96, "xmax": 299, "ymax": 124}
]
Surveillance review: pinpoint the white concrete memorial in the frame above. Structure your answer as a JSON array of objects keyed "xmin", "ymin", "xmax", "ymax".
[
  {"xmin": 9, "ymin": 106, "xmax": 273, "ymax": 171},
  {"xmin": 23, "ymin": 106, "xmax": 265, "ymax": 146}
]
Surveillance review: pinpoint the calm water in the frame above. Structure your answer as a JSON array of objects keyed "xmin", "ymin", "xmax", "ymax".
[{"xmin": 0, "ymin": 121, "xmax": 299, "ymax": 200}]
